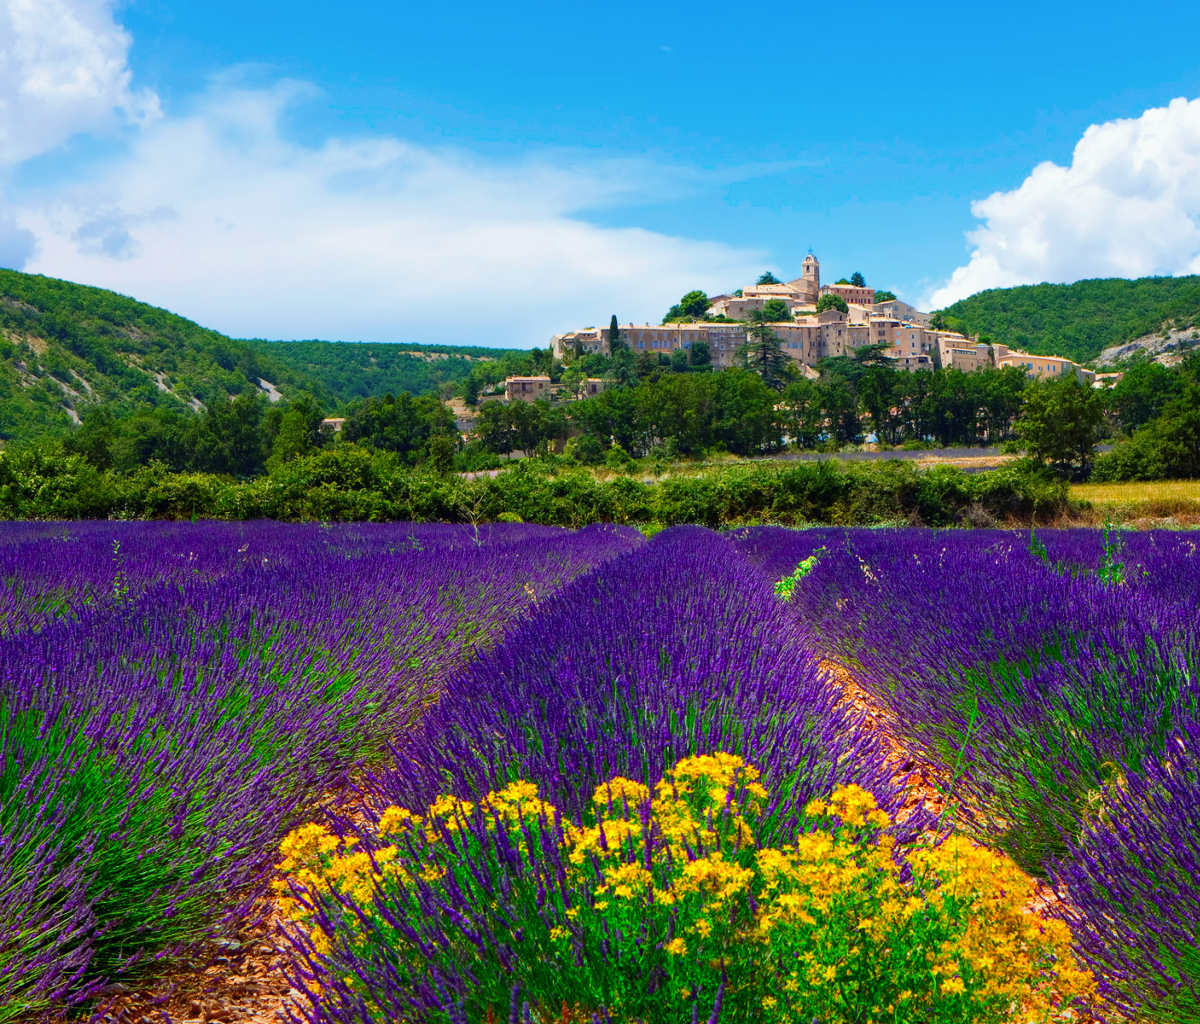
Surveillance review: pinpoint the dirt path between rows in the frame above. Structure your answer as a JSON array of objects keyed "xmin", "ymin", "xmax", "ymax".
[{"xmin": 819, "ymin": 659, "xmax": 947, "ymax": 826}]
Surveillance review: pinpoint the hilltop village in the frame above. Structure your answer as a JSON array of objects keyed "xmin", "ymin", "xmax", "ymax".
[{"xmin": 547, "ymin": 255, "xmax": 1095, "ymax": 386}]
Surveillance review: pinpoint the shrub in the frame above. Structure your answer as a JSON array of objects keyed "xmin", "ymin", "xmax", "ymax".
[{"xmin": 279, "ymin": 755, "xmax": 1097, "ymax": 1023}]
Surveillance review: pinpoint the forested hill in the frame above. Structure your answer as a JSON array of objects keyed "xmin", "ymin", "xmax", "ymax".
[
  {"xmin": 249, "ymin": 339, "xmax": 528, "ymax": 405},
  {"xmin": 936, "ymin": 275, "xmax": 1200, "ymax": 363},
  {"xmin": 0, "ymin": 270, "xmax": 316, "ymax": 441},
  {"xmin": 0, "ymin": 270, "xmax": 520, "ymax": 442}
]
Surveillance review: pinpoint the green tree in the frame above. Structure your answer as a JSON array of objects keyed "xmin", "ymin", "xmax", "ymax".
[
  {"xmin": 268, "ymin": 407, "xmax": 316, "ymax": 471},
  {"xmin": 110, "ymin": 406, "xmax": 190, "ymax": 473},
  {"xmin": 475, "ymin": 401, "xmax": 516, "ymax": 456},
  {"xmin": 756, "ymin": 272, "xmax": 781, "ymax": 285},
  {"xmin": 873, "ymin": 290, "xmax": 897, "ymax": 303},
  {"xmin": 1015, "ymin": 376, "xmax": 1105, "ymax": 477},
  {"xmin": 1093, "ymin": 383, "xmax": 1200, "ymax": 481},
  {"xmin": 858, "ymin": 365, "xmax": 900, "ymax": 444},
  {"xmin": 689, "ymin": 340, "xmax": 712, "ymax": 368},
  {"xmin": 189, "ymin": 389, "xmax": 274, "ymax": 477},
  {"xmin": 1108, "ymin": 361, "xmax": 1183, "ymax": 434},
  {"xmin": 342, "ymin": 391, "xmax": 455, "ymax": 463},
  {"xmin": 462, "ymin": 374, "xmax": 481, "ymax": 407},
  {"xmin": 425, "ymin": 433, "xmax": 458, "ymax": 475},
  {"xmin": 760, "ymin": 298, "xmax": 793, "ymax": 322},
  {"xmin": 740, "ymin": 310, "xmax": 790, "ymax": 391},
  {"xmin": 608, "ymin": 315, "xmax": 626, "ymax": 352},
  {"xmin": 66, "ymin": 405, "xmax": 116, "ymax": 469},
  {"xmin": 781, "ymin": 379, "xmax": 825, "ymax": 449},
  {"xmin": 822, "ymin": 376, "xmax": 861, "ymax": 445},
  {"xmin": 663, "ymin": 291, "xmax": 710, "ymax": 323},
  {"xmin": 561, "ymin": 365, "xmax": 585, "ymax": 399},
  {"xmin": 816, "ymin": 294, "xmax": 849, "ymax": 315},
  {"xmin": 606, "ymin": 348, "xmax": 638, "ymax": 390},
  {"xmin": 850, "ymin": 272, "xmax": 866, "ymax": 288}
]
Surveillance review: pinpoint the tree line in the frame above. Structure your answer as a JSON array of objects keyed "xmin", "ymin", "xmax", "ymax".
[{"xmin": 13, "ymin": 336, "xmax": 1200, "ymax": 488}]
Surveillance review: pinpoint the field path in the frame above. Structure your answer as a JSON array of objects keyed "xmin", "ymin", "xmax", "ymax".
[
  {"xmin": 820, "ymin": 659, "xmax": 946, "ymax": 824},
  {"xmin": 820, "ymin": 659, "xmax": 1067, "ymax": 925}
]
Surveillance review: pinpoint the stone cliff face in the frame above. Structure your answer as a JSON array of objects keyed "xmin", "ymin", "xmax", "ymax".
[{"xmin": 1097, "ymin": 324, "xmax": 1200, "ymax": 367}]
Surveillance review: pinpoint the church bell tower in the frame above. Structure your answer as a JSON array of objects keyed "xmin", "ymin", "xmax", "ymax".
[{"xmin": 802, "ymin": 253, "xmax": 819, "ymax": 290}]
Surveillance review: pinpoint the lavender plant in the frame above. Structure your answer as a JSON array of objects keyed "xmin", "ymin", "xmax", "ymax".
[
  {"xmin": 0, "ymin": 522, "xmax": 640, "ymax": 1019},
  {"xmin": 373, "ymin": 526, "xmax": 902, "ymax": 840},
  {"xmin": 1052, "ymin": 715, "xmax": 1200, "ymax": 1023}
]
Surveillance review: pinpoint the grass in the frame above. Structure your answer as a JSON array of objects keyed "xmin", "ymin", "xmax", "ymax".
[{"xmin": 1070, "ymin": 479, "xmax": 1200, "ymax": 504}]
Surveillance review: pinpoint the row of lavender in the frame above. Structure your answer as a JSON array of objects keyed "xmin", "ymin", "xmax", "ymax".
[
  {"xmin": 0, "ymin": 522, "xmax": 642, "ymax": 1021},
  {"xmin": 731, "ymin": 526, "xmax": 1200, "ymax": 1023},
  {"xmin": 284, "ymin": 528, "xmax": 903, "ymax": 1022}
]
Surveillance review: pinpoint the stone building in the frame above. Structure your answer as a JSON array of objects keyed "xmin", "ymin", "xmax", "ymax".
[
  {"xmin": 504, "ymin": 375, "xmax": 552, "ymax": 402},
  {"xmin": 548, "ymin": 253, "xmax": 1092, "ymax": 382}
]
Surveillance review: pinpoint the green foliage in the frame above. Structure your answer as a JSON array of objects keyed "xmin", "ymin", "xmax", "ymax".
[
  {"xmin": 341, "ymin": 392, "xmax": 457, "ymax": 464},
  {"xmin": 873, "ymin": 290, "xmax": 897, "ymax": 303},
  {"xmin": 816, "ymin": 293, "xmax": 849, "ymax": 315},
  {"xmin": 1107, "ymin": 361, "xmax": 1186, "ymax": 434},
  {"xmin": 663, "ymin": 290, "xmax": 711, "ymax": 323},
  {"xmin": 760, "ymin": 298, "xmax": 793, "ymax": 322},
  {"xmin": 1092, "ymin": 378, "xmax": 1200, "ymax": 481},
  {"xmin": 850, "ymin": 272, "xmax": 866, "ymax": 288},
  {"xmin": 1015, "ymin": 377, "xmax": 1106, "ymax": 477},
  {"xmin": 756, "ymin": 272, "xmax": 782, "ymax": 285},
  {"xmin": 251, "ymin": 339, "xmax": 522, "ymax": 408},
  {"xmin": 1098, "ymin": 520, "xmax": 1125, "ymax": 585},
  {"xmin": 935, "ymin": 275, "xmax": 1200, "ymax": 362},
  {"xmin": 782, "ymin": 364, "xmax": 1027, "ymax": 449},
  {"xmin": 608, "ymin": 314, "xmax": 624, "ymax": 352},
  {"xmin": 740, "ymin": 312, "xmax": 791, "ymax": 392},
  {"xmin": 0, "ymin": 269, "xmax": 302, "ymax": 441},
  {"xmin": 0, "ymin": 444, "xmax": 1068, "ymax": 527},
  {"xmin": 774, "ymin": 546, "xmax": 827, "ymax": 600},
  {"xmin": 475, "ymin": 399, "xmax": 568, "ymax": 457}
]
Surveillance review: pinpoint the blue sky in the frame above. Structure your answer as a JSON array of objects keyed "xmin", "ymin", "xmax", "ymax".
[{"xmin": 2, "ymin": 0, "xmax": 1200, "ymax": 346}]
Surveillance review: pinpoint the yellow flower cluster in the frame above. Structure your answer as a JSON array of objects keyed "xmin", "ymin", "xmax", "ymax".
[
  {"xmin": 275, "ymin": 755, "xmax": 1099, "ymax": 1023},
  {"xmin": 910, "ymin": 837, "xmax": 1098, "ymax": 1014}
]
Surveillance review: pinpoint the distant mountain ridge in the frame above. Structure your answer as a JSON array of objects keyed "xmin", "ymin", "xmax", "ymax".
[
  {"xmin": 936, "ymin": 275, "xmax": 1200, "ymax": 364},
  {"xmin": 0, "ymin": 270, "xmax": 519, "ymax": 442}
]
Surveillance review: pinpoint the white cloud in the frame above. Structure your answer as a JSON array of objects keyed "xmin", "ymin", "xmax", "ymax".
[
  {"xmin": 14, "ymin": 82, "xmax": 765, "ymax": 346},
  {"xmin": 929, "ymin": 96, "xmax": 1200, "ymax": 309},
  {"xmin": 0, "ymin": 0, "xmax": 158, "ymax": 164}
]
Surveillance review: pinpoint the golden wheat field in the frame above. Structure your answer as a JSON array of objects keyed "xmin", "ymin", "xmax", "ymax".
[{"xmin": 1070, "ymin": 479, "xmax": 1200, "ymax": 504}]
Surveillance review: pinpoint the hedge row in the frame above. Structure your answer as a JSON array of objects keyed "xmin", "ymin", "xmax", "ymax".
[{"xmin": 0, "ymin": 443, "xmax": 1069, "ymax": 527}]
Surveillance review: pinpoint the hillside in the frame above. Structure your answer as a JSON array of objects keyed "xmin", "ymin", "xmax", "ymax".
[
  {"xmin": 0, "ymin": 270, "xmax": 312, "ymax": 441},
  {"xmin": 0, "ymin": 270, "xmax": 520, "ymax": 442},
  {"xmin": 250, "ymin": 339, "xmax": 528, "ymax": 404},
  {"xmin": 936, "ymin": 275, "xmax": 1200, "ymax": 363}
]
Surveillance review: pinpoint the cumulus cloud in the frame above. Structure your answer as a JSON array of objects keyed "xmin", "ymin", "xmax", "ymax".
[
  {"xmin": 0, "ymin": 0, "xmax": 762, "ymax": 344},
  {"xmin": 929, "ymin": 96, "xmax": 1200, "ymax": 309},
  {"xmin": 16, "ymin": 82, "xmax": 764, "ymax": 345},
  {"xmin": 0, "ymin": 0, "xmax": 158, "ymax": 164}
]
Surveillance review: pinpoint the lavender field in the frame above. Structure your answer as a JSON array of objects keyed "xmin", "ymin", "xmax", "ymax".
[{"xmin": 2, "ymin": 522, "xmax": 1198, "ymax": 1023}]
